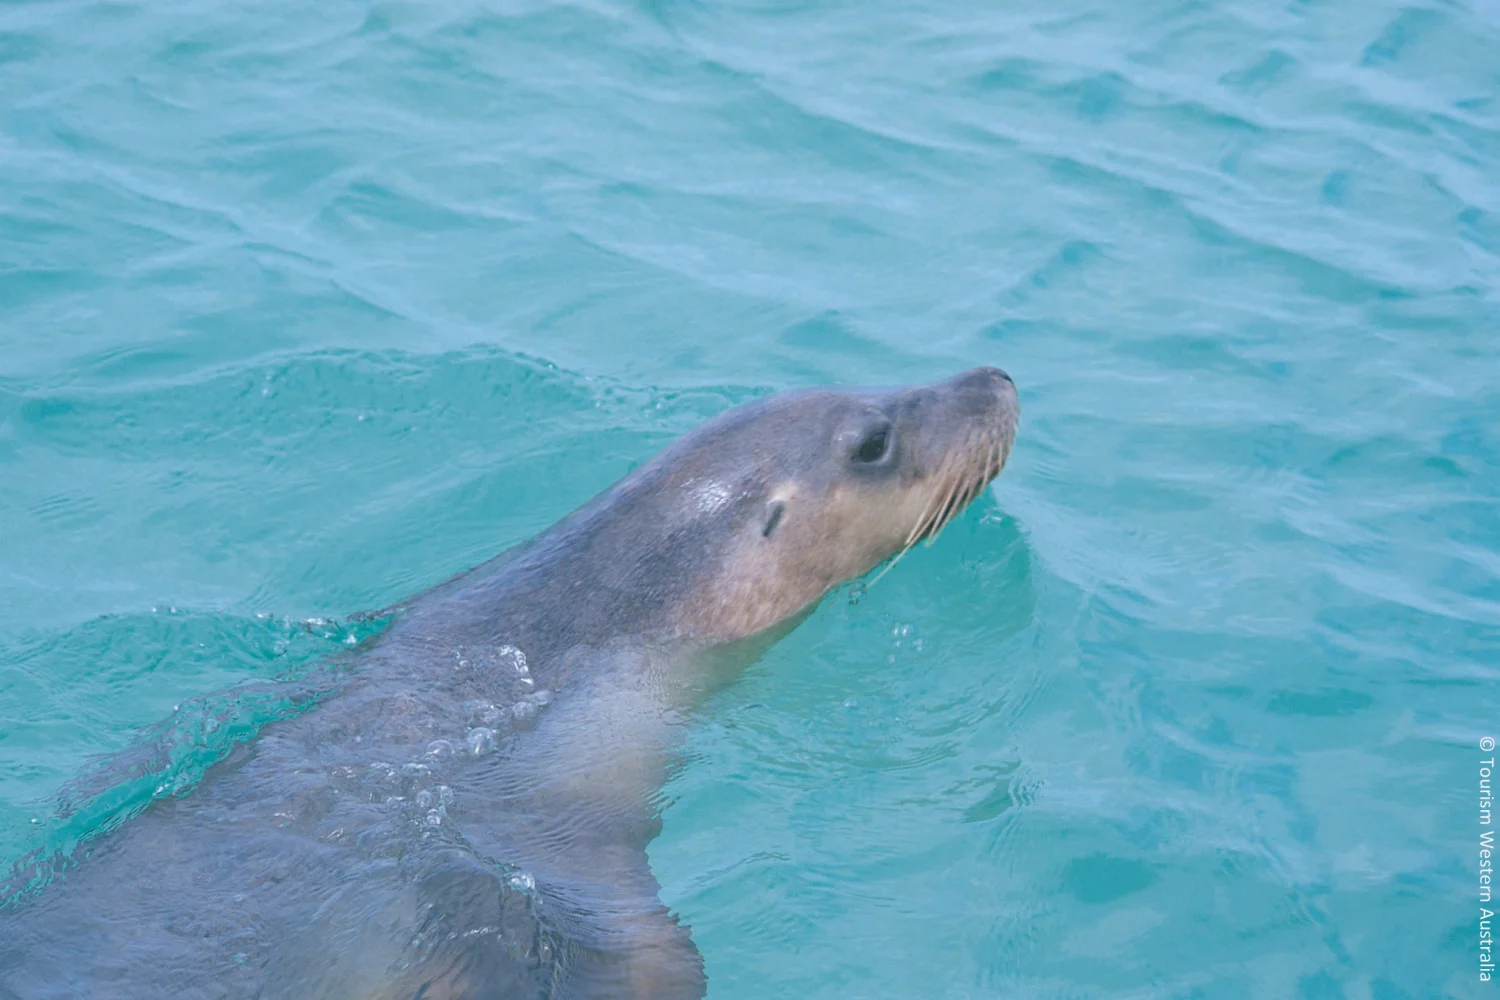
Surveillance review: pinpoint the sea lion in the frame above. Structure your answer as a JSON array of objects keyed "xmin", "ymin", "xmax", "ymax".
[{"xmin": 0, "ymin": 366, "xmax": 1019, "ymax": 1000}]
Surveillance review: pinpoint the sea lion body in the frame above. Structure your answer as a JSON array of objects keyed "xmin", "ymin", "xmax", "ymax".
[{"xmin": 0, "ymin": 368, "xmax": 1019, "ymax": 999}]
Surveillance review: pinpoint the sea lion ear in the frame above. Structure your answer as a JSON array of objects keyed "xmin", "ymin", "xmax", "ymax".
[{"xmin": 761, "ymin": 500, "xmax": 786, "ymax": 538}]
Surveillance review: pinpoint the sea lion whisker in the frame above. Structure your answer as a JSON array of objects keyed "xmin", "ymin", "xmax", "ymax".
[
  {"xmin": 925, "ymin": 454, "xmax": 974, "ymax": 545},
  {"xmin": 981, "ymin": 434, "xmax": 1004, "ymax": 489},
  {"xmin": 872, "ymin": 485, "xmax": 949, "ymax": 588},
  {"xmin": 872, "ymin": 454, "xmax": 962, "ymax": 589},
  {"xmin": 875, "ymin": 458, "xmax": 972, "ymax": 587},
  {"xmin": 919, "ymin": 463, "xmax": 964, "ymax": 545},
  {"xmin": 973, "ymin": 444, "xmax": 999, "ymax": 507},
  {"xmin": 903, "ymin": 455, "xmax": 957, "ymax": 549},
  {"xmin": 930, "ymin": 430, "xmax": 999, "ymax": 542},
  {"xmin": 865, "ymin": 541, "xmax": 913, "ymax": 588}
]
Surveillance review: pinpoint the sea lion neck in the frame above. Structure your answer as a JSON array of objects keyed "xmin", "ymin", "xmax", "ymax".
[{"xmin": 399, "ymin": 463, "xmax": 741, "ymax": 661}]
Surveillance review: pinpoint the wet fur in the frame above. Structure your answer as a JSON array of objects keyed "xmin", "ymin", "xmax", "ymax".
[{"xmin": 0, "ymin": 369, "xmax": 1019, "ymax": 1000}]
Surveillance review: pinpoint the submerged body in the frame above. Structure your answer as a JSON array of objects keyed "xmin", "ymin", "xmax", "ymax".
[{"xmin": 0, "ymin": 369, "xmax": 1019, "ymax": 999}]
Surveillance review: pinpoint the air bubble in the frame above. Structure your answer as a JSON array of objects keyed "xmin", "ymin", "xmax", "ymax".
[
  {"xmin": 426, "ymin": 739, "xmax": 453, "ymax": 759},
  {"xmin": 466, "ymin": 727, "xmax": 497, "ymax": 756},
  {"xmin": 508, "ymin": 871, "xmax": 535, "ymax": 893},
  {"xmin": 425, "ymin": 810, "xmax": 443, "ymax": 827},
  {"xmin": 512, "ymin": 700, "xmax": 539, "ymax": 729},
  {"xmin": 497, "ymin": 645, "xmax": 529, "ymax": 676},
  {"xmin": 465, "ymin": 699, "xmax": 504, "ymax": 726}
]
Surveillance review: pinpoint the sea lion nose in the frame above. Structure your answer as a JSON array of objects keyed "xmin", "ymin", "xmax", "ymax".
[
  {"xmin": 958, "ymin": 366, "xmax": 1014, "ymax": 392},
  {"xmin": 978, "ymin": 366, "xmax": 1013, "ymax": 386},
  {"xmin": 945, "ymin": 367, "xmax": 1018, "ymax": 418}
]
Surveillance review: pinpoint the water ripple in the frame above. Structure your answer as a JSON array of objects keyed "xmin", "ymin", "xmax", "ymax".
[{"xmin": 2, "ymin": 0, "xmax": 1497, "ymax": 995}]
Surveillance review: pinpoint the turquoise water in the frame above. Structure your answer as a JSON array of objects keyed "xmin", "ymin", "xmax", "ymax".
[{"xmin": 2, "ymin": 0, "xmax": 1498, "ymax": 995}]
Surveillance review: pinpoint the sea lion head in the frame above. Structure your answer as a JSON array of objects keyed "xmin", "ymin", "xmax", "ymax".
[{"xmin": 634, "ymin": 367, "xmax": 1020, "ymax": 643}]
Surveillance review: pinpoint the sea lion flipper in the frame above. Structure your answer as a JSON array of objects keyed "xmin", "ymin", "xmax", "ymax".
[
  {"xmin": 544, "ymin": 848, "xmax": 705, "ymax": 1000},
  {"xmin": 372, "ymin": 850, "xmax": 704, "ymax": 1000}
]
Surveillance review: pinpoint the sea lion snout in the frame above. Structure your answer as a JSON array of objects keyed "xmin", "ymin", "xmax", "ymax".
[
  {"xmin": 968, "ymin": 364, "xmax": 1013, "ymax": 385},
  {"xmin": 934, "ymin": 365, "xmax": 1019, "ymax": 421},
  {"xmin": 895, "ymin": 366, "xmax": 1020, "ymax": 478}
]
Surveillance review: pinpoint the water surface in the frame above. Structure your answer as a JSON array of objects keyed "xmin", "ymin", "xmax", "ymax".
[{"xmin": 2, "ymin": 0, "xmax": 1498, "ymax": 996}]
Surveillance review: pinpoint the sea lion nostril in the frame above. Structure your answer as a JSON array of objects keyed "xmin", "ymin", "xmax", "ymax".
[
  {"xmin": 975, "ymin": 366, "xmax": 1013, "ymax": 386},
  {"xmin": 952, "ymin": 367, "xmax": 1016, "ymax": 407},
  {"xmin": 956, "ymin": 366, "xmax": 1014, "ymax": 393}
]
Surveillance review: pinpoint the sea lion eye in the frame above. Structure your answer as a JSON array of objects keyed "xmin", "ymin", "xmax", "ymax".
[{"xmin": 852, "ymin": 425, "xmax": 892, "ymax": 464}]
